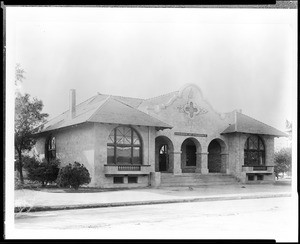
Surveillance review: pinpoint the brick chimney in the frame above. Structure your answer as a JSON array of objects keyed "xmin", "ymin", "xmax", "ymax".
[{"xmin": 69, "ymin": 89, "xmax": 76, "ymax": 119}]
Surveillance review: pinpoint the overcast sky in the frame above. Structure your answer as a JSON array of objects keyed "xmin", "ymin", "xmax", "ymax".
[{"xmin": 7, "ymin": 7, "xmax": 297, "ymax": 131}]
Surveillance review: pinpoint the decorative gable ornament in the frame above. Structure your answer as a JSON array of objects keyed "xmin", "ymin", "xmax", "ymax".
[
  {"xmin": 177, "ymin": 100, "xmax": 208, "ymax": 119},
  {"xmin": 146, "ymin": 84, "xmax": 208, "ymax": 116}
]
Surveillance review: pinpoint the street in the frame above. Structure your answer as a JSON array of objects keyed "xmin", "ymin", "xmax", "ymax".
[{"xmin": 14, "ymin": 197, "xmax": 297, "ymax": 241}]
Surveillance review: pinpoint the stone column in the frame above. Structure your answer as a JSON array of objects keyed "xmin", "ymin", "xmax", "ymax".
[
  {"xmin": 169, "ymin": 151, "xmax": 182, "ymax": 175},
  {"xmin": 221, "ymin": 153, "xmax": 229, "ymax": 174},
  {"xmin": 195, "ymin": 153, "xmax": 202, "ymax": 173},
  {"xmin": 150, "ymin": 172, "xmax": 161, "ymax": 188},
  {"xmin": 200, "ymin": 152, "xmax": 209, "ymax": 174}
]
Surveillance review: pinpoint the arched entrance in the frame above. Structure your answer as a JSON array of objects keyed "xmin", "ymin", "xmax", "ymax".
[
  {"xmin": 181, "ymin": 138, "xmax": 201, "ymax": 173},
  {"xmin": 208, "ymin": 139, "xmax": 227, "ymax": 173},
  {"xmin": 155, "ymin": 136, "xmax": 174, "ymax": 172}
]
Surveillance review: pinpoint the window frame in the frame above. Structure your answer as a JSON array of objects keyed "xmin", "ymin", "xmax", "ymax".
[
  {"xmin": 45, "ymin": 134, "xmax": 56, "ymax": 161},
  {"xmin": 107, "ymin": 126, "xmax": 143, "ymax": 165},
  {"xmin": 244, "ymin": 135, "xmax": 265, "ymax": 166}
]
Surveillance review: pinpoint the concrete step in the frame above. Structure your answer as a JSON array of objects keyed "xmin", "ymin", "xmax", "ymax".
[
  {"xmin": 160, "ymin": 181, "xmax": 239, "ymax": 187},
  {"xmin": 160, "ymin": 173, "xmax": 239, "ymax": 187}
]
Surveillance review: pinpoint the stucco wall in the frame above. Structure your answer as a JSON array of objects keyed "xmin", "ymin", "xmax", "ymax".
[
  {"xmin": 227, "ymin": 133, "xmax": 275, "ymax": 183},
  {"xmin": 93, "ymin": 123, "xmax": 156, "ymax": 188},
  {"xmin": 35, "ymin": 123, "xmax": 157, "ymax": 188},
  {"xmin": 35, "ymin": 123, "xmax": 95, "ymax": 185}
]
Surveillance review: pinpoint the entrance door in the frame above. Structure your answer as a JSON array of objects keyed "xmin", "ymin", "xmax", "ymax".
[
  {"xmin": 208, "ymin": 140, "xmax": 222, "ymax": 173},
  {"xmin": 186, "ymin": 145, "xmax": 196, "ymax": 166},
  {"xmin": 159, "ymin": 145, "xmax": 168, "ymax": 172}
]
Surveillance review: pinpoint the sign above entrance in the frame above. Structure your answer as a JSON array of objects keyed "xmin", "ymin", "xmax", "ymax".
[{"xmin": 174, "ymin": 132, "xmax": 207, "ymax": 137}]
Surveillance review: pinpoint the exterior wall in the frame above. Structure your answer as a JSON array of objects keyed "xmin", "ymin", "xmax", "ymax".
[
  {"xmin": 35, "ymin": 123, "xmax": 96, "ymax": 185},
  {"xmin": 35, "ymin": 123, "xmax": 157, "ymax": 188},
  {"xmin": 227, "ymin": 133, "xmax": 276, "ymax": 183},
  {"xmin": 93, "ymin": 123, "xmax": 156, "ymax": 188}
]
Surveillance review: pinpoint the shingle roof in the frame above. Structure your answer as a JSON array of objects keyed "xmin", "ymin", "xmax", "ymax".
[
  {"xmin": 221, "ymin": 112, "xmax": 287, "ymax": 137},
  {"xmin": 88, "ymin": 96, "xmax": 172, "ymax": 128},
  {"xmin": 138, "ymin": 91, "xmax": 179, "ymax": 109},
  {"xmin": 36, "ymin": 94, "xmax": 172, "ymax": 134}
]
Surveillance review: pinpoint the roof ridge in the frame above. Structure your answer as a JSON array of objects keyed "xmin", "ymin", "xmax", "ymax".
[
  {"xmin": 111, "ymin": 97, "xmax": 173, "ymax": 128},
  {"xmin": 87, "ymin": 95, "xmax": 111, "ymax": 121},
  {"xmin": 145, "ymin": 90, "xmax": 178, "ymax": 101},
  {"xmin": 98, "ymin": 92, "xmax": 145, "ymax": 101},
  {"xmin": 237, "ymin": 111, "xmax": 284, "ymax": 132},
  {"xmin": 43, "ymin": 93, "xmax": 99, "ymax": 124}
]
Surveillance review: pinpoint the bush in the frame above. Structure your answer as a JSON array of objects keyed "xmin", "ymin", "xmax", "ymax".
[
  {"xmin": 56, "ymin": 162, "xmax": 91, "ymax": 190},
  {"xmin": 23, "ymin": 157, "xmax": 60, "ymax": 186}
]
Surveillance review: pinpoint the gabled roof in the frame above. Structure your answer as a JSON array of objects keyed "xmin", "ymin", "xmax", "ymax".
[
  {"xmin": 138, "ymin": 91, "xmax": 178, "ymax": 109},
  {"xmin": 88, "ymin": 96, "xmax": 172, "ymax": 128},
  {"xmin": 36, "ymin": 94, "xmax": 172, "ymax": 134},
  {"xmin": 221, "ymin": 112, "xmax": 287, "ymax": 137}
]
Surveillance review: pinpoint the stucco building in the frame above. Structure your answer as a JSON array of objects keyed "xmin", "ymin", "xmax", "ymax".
[{"xmin": 34, "ymin": 84, "xmax": 287, "ymax": 188}]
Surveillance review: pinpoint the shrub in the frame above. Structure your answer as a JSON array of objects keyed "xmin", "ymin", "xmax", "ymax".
[
  {"xmin": 56, "ymin": 162, "xmax": 91, "ymax": 190},
  {"xmin": 23, "ymin": 157, "xmax": 60, "ymax": 187}
]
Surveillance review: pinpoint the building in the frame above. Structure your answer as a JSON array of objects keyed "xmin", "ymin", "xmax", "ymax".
[{"xmin": 34, "ymin": 84, "xmax": 287, "ymax": 188}]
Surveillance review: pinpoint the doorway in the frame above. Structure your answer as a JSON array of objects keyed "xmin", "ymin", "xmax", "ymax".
[
  {"xmin": 155, "ymin": 136, "xmax": 174, "ymax": 173},
  {"xmin": 159, "ymin": 145, "xmax": 168, "ymax": 172},
  {"xmin": 181, "ymin": 138, "xmax": 200, "ymax": 173},
  {"xmin": 208, "ymin": 139, "xmax": 222, "ymax": 173}
]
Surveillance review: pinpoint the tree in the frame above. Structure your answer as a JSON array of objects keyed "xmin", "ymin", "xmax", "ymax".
[
  {"xmin": 15, "ymin": 63, "xmax": 26, "ymax": 85},
  {"xmin": 274, "ymin": 147, "xmax": 292, "ymax": 180},
  {"xmin": 14, "ymin": 65, "xmax": 48, "ymax": 184}
]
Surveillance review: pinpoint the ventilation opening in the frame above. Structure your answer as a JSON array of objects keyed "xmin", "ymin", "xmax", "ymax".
[
  {"xmin": 257, "ymin": 174, "xmax": 264, "ymax": 181},
  {"xmin": 113, "ymin": 177, "xmax": 124, "ymax": 184},
  {"xmin": 128, "ymin": 176, "xmax": 138, "ymax": 184},
  {"xmin": 248, "ymin": 174, "xmax": 255, "ymax": 181}
]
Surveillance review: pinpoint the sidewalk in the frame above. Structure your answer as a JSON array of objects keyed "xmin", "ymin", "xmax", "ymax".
[{"xmin": 15, "ymin": 183, "xmax": 292, "ymax": 213}]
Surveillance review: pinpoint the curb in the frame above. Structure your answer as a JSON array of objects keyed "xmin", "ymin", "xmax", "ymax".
[{"xmin": 15, "ymin": 192, "xmax": 292, "ymax": 213}]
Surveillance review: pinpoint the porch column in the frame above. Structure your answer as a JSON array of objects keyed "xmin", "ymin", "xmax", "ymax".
[
  {"xmin": 167, "ymin": 151, "xmax": 174, "ymax": 173},
  {"xmin": 221, "ymin": 153, "xmax": 229, "ymax": 174},
  {"xmin": 200, "ymin": 152, "xmax": 209, "ymax": 174},
  {"xmin": 195, "ymin": 152, "xmax": 202, "ymax": 173},
  {"xmin": 169, "ymin": 151, "xmax": 182, "ymax": 175}
]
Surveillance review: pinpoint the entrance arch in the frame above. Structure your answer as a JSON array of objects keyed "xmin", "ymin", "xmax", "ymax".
[
  {"xmin": 155, "ymin": 136, "xmax": 174, "ymax": 172},
  {"xmin": 208, "ymin": 139, "xmax": 227, "ymax": 173},
  {"xmin": 181, "ymin": 138, "xmax": 201, "ymax": 173}
]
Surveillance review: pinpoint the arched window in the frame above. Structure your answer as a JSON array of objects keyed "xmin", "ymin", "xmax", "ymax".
[
  {"xmin": 107, "ymin": 126, "xmax": 142, "ymax": 165},
  {"xmin": 244, "ymin": 135, "xmax": 265, "ymax": 166},
  {"xmin": 45, "ymin": 135, "xmax": 56, "ymax": 161}
]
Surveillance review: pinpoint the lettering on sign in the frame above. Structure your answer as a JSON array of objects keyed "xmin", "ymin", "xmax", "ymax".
[{"xmin": 174, "ymin": 132, "xmax": 207, "ymax": 137}]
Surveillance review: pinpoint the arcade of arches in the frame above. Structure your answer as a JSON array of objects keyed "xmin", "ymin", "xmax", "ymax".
[{"xmin": 155, "ymin": 136, "xmax": 228, "ymax": 174}]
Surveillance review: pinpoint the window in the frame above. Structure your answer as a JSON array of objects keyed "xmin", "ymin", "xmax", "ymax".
[
  {"xmin": 45, "ymin": 135, "xmax": 56, "ymax": 161},
  {"xmin": 113, "ymin": 177, "xmax": 124, "ymax": 184},
  {"xmin": 128, "ymin": 176, "xmax": 138, "ymax": 183},
  {"xmin": 107, "ymin": 126, "xmax": 142, "ymax": 165},
  {"xmin": 244, "ymin": 135, "xmax": 265, "ymax": 166}
]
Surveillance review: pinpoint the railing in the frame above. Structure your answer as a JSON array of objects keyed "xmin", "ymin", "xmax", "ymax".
[
  {"xmin": 253, "ymin": 166, "xmax": 267, "ymax": 171},
  {"xmin": 118, "ymin": 165, "xmax": 141, "ymax": 171},
  {"xmin": 242, "ymin": 165, "xmax": 274, "ymax": 173},
  {"xmin": 104, "ymin": 164, "xmax": 152, "ymax": 175}
]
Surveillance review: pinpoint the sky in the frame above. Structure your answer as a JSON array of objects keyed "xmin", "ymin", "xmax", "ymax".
[{"xmin": 7, "ymin": 7, "xmax": 297, "ymax": 132}]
